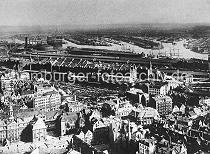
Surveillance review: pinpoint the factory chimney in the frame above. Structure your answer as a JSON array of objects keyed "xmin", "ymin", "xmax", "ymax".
[
  {"xmin": 25, "ymin": 37, "xmax": 28, "ymax": 49},
  {"xmin": 208, "ymin": 55, "xmax": 210, "ymax": 70}
]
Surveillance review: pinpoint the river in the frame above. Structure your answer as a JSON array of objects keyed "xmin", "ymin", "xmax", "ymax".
[
  {"xmin": 63, "ymin": 39, "xmax": 208, "ymax": 60},
  {"xmin": 4, "ymin": 38, "xmax": 208, "ymax": 60}
]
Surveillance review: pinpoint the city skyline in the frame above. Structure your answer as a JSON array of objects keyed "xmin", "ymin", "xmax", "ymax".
[{"xmin": 0, "ymin": 2, "xmax": 210, "ymax": 152}]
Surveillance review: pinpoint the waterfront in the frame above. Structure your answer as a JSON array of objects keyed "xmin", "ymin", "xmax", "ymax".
[
  {"xmin": 63, "ymin": 39, "xmax": 208, "ymax": 60},
  {"xmin": 1, "ymin": 3, "xmax": 210, "ymax": 152}
]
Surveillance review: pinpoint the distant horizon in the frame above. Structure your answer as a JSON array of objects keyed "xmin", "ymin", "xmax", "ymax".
[
  {"xmin": 1, "ymin": 22, "xmax": 210, "ymax": 28},
  {"xmin": 0, "ymin": 22, "xmax": 210, "ymax": 35},
  {"xmin": 0, "ymin": 0, "xmax": 210, "ymax": 27}
]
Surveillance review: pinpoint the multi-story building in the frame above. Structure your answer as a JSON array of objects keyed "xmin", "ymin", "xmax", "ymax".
[
  {"xmin": 31, "ymin": 117, "xmax": 47, "ymax": 142},
  {"xmin": 115, "ymin": 99, "xmax": 135, "ymax": 117},
  {"xmin": 191, "ymin": 78, "xmax": 210, "ymax": 92},
  {"xmin": 34, "ymin": 89, "xmax": 61, "ymax": 112},
  {"xmin": 0, "ymin": 105, "xmax": 28, "ymax": 144},
  {"xmin": 153, "ymin": 95, "xmax": 173, "ymax": 116},
  {"xmin": 0, "ymin": 120, "xmax": 6, "ymax": 144},
  {"xmin": 60, "ymin": 112, "xmax": 78, "ymax": 136},
  {"xmin": 47, "ymin": 36, "xmax": 63, "ymax": 47},
  {"xmin": 149, "ymin": 83, "xmax": 168, "ymax": 96},
  {"xmin": 171, "ymin": 144, "xmax": 187, "ymax": 154},
  {"xmin": 172, "ymin": 104, "xmax": 186, "ymax": 115},
  {"xmin": 91, "ymin": 119, "xmax": 109, "ymax": 145},
  {"xmin": 62, "ymin": 95, "xmax": 84, "ymax": 113},
  {"xmin": 108, "ymin": 117, "xmax": 122, "ymax": 145},
  {"xmin": 0, "ymin": 105, "xmax": 47, "ymax": 144},
  {"xmin": 89, "ymin": 109, "xmax": 102, "ymax": 122},
  {"xmin": 76, "ymin": 130, "xmax": 93, "ymax": 145},
  {"xmin": 175, "ymin": 116, "xmax": 192, "ymax": 129},
  {"xmin": 67, "ymin": 102, "xmax": 84, "ymax": 113},
  {"xmin": 0, "ymin": 70, "xmax": 20, "ymax": 92},
  {"xmin": 138, "ymin": 139, "xmax": 156, "ymax": 154},
  {"xmin": 92, "ymin": 119, "xmax": 106, "ymax": 131},
  {"xmin": 137, "ymin": 107, "xmax": 160, "ymax": 125},
  {"xmin": 157, "ymin": 143, "xmax": 187, "ymax": 154},
  {"xmin": 0, "ymin": 119, "xmax": 28, "ymax": 144},
  {"xmin": 126, "ymin": 87, "xmax": 150, "ymax": 105},
  {"xmin": 199, "ymin": 97, "xmax": 210, "ymax": 106},
  {"xmin": 1, "ymin": 76, "xmax": 17, "ymax": 92},
  {"xmin": 84, "ymin": 130, "xmax": 93, "ymax": 145},
  {"xmin": 163, "ymin": 74, "xmax": 182, "ymax": 90}
]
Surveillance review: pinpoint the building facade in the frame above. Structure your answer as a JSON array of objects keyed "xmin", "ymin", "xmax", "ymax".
[
  {"xmin": 32, "ymin": 118, "xmax": 47, "ymax": 142},
  {"xmin": 139, "ymin": 139, "xmax": 156, "ymax": 154},
  {"xmin": 137, "ymin": 107, "xmax": 160, "ymax": 126},
  {"xmin": 60, "ymin": 112, "xmax": 78, "ymax": 136},
  {"xmin": 153, "ymin": 95, "xmax": 173, "ymax": 116},
  {"xmin": 0, "ymin": 105, "xmax": 29, "ymax": 144},
  {"xmin": 149, "ymin": 84, "xmax": 168, "ymax": 96},
  {"xmin": 34, "ymin": 90, "xmax": 61, "ymax": 112}
]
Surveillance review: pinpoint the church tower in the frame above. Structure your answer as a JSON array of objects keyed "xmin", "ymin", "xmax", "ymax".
[
  {"xmin": 130, "ymin": 65, "xmax": 137, "ymax": 85},
  {"xmin": 9, "ymin": 103, "xmax": 14, "ymax": 121},
  {"xmin": 148, "ymin": 61, "xmax": 153, "ymax": 81}
]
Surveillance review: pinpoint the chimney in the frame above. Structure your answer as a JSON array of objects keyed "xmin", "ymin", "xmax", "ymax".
[
  {"xmin": 74, "ymin": 95, "xmax": 77, "ymax": 102},
  {"xmin": 139, "ymin": 93, "xmax": 142, "ymax": 104},
  {"xmin": 208, "ymin": 55, "xmax": 210, "ymax": 70},
  {"xmin": 25, "ymin": 37, "xmax": 28, "ymax": 49},
  {"xmin": 116, "ymin": 98, "xmax": 120, "ymax": 109},
  {"xmin": 128, "ymin": 120, "xmax": 131, "ymax": 141}
]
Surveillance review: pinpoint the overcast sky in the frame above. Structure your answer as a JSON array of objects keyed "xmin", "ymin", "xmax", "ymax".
[{"xmin": 0, "ymin": 0, "xmax": 210, "ymax": 26}]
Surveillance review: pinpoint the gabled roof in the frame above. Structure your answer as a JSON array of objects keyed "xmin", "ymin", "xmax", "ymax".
[
  {"xmin": 85, "ymin": 130, "xmax": 93, "ymax": 137},
  {"xmin": 127, "ymin": 88, "xmax": 144, "ymax": 95},
  {"xmin": 172, "ymin": 144, "xmax": 186, "ymax": 154},
  {"xmin": 188, "ymin": 111, "xmax": 197, "ymax": 117},
  {"xmin": 45, "ymin": 110, "xmax": 62, "ymax": 120},
  {"xmin": 138, "ymin": 107, "xmax": 159, "ymax": 119},
  {"xmin": 68, "ymin": 150, "xmax": 81, "ymax": 154},
  {"xmin": 15, "ymin": 108, "xmax": 40, "ymax": 121},
  {"xmin": 93, "ymin": 119, "xmax": 105, "ymax": 128},
  {"xmin": 90, "ymin": 109, "xmax": 101, "ymax": 121},
  {"xmin": 16, "ymin": 118, "xmax": 24, "ymax": 124},
  {"xmin": 61, "ymin": 112, "xmax": 78, "ymax": 123},
  {"xmin": 32, "ymin": 118, "xmax": 46, "ymax": 130},
  {"xmin": 31, "ymin": 148, "xmax": 40, "ymax": 154},
  {"xmin": 159, "ymin": 138, "xmax": 169, "ymax": 147},
  {"xmin": 42, "ymin": 90, "xmax": 59, "ymax": 96},
  {"xmin": 139, "ymin": 138, "xmax": 155, "ymax": 147},
  {"xmin": 0, "ymin": 120, "xmax": 6, "ymax": 129},
  {"xmin": 149, "ymin": 81, "xmax": 168, "ymax": 89},
  {"xmin": 153, "ymin": 95, "xmax": 172, "ymax": 101},
  {"xmin": 7, "ymin": 120, "xmax": 17, "ymax": 127},
  {"xmin": 76, "ymin": 130, "xmax": 85, "ymax": 140},
  {"xmin": 22, "ymin": 90, "xmax": 34, "ymax": 96}
]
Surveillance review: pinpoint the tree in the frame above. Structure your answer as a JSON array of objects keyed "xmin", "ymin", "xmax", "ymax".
[
  {"xmin": 147, "ymin": 95, "xmax": 156, "ymax": 109},
  {"xmin": 140, "ymin": 52, "xmax": 145, "ymax": 58},
  {"xmin": 25, "ymin": 98, "xmax": 34, "ymax": 108},
  {"xmin": 101, "ymin": 103, "xmax": 113, "ymax": 117},
  {"xmin": 186, "ymin": 95, "xmax": 199, "ymax": 106},
  {"xmin": 141, "ymin": 95, "xmax": 147, "ymax": 106}
]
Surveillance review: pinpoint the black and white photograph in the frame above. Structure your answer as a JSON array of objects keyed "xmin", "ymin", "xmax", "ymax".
[{"xmin": 0, "ymin": 0, "xmax": 210, "ymax": 153}]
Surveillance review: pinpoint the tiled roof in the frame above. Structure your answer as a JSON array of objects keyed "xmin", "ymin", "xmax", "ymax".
[
  {"xmin": 15, "ymin": 108, "xmax": 40, "ymax": 121},
  {"xmin": 32, "ymin": 118, "xmax": 47, "ymax": 130},
  {"xmin": 138, "ymin": 107, "xmax": 159, "ymax": 119},
  {"xmin": 61, "ymin": 112, "xmax": 78, "ymax": 123},
  {"xmin": 45, "ymin": 110, "xmax": 62, "ymax": 120},
  {"xmin": 127, "ymin": 88, "xmax": 144, "ymax": 95},
  {"xmin": 42, "ymin": 90, "xmax": 59, "ymax": 96}
]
